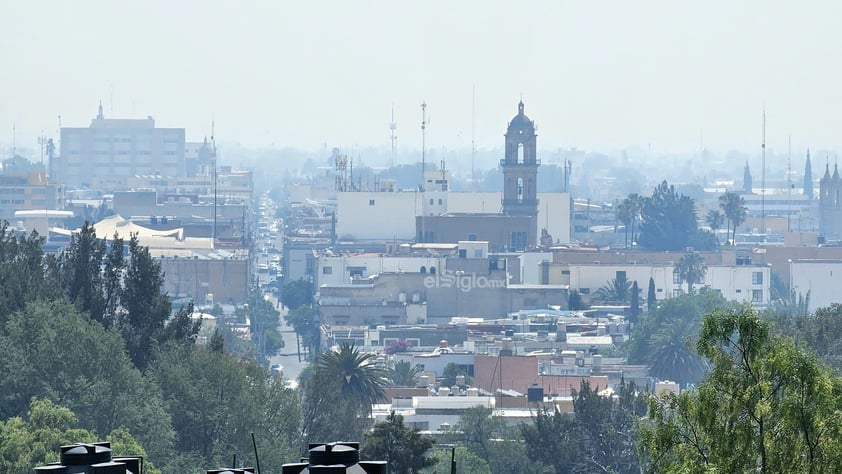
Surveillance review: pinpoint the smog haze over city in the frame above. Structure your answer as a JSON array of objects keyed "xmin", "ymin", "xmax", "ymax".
[{"xmin": 2, "ymin": 0, "xmax": 841, "ymax": 156}]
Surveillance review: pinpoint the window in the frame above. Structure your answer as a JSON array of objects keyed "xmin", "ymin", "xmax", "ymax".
[
  {"xmin": 673, "ymin": 289, "xmax": 684, "ymax": 297},
  {"xmin": 429, "ymin": 198, "xmax": 434, "ymax": 205},
  {"xmin": 752, "ymin": 271, "xmax": 763, "ymax": 285},
  {"xmin": 561, "ymin": 270, "xmax": 570, "ymax": 275},
  {"xmin": 369, "ymin": 199, "xmax": 375, "ymax": 206},
  {"xmin": 438, "ymin": 198, "xmax": 443, "ymax": 205},
  {"xmin": 752, "ymin": 290, "xmax": 763, "ymax": 303},
  {"xmin": 673, "ymin": 269, "xmax": 681, "ymax": 284},
  {"xmin": 579, "ymin": 288, "xmax": 590, "ymax": 295},
  {"xmin": 322, "ymin": 266, "xmax": 333, "ymax": 275}
]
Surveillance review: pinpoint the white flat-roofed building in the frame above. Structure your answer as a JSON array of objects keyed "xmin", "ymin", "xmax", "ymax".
[
  {"xmin": 542, "ymin": 261, "xmax": 770, "ymax": 307},
  {"xmin": 334, "ymin": 190, "xmax": 571, "ymax": 245},
  {"xmin": 790, "ymin": 259, "xmax": 842, "ymax": 311}
]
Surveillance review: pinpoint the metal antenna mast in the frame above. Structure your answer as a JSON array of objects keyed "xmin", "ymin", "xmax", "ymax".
[
  {"xmin": 389, "ymin": 106, "xmax": 397, "ymax": 168},
  {"xmin": 787, "ymin": 135, "xmax": 792, "ymax": 232},
  {"xmin": 421, "ymin": 101, "xmax": 428, "ymax": 188},
  {"xmin": 471, "ymin": 85, "xmax": 476, "ymax": 192},
  {"xmin": 761, "ymin": 108, "xmax": 766, "ymax": 237}
]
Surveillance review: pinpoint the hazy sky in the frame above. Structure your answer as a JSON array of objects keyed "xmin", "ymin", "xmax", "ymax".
[{"xmin": 2, "ymin": 1, "xmax": 840, "ymax": 156}]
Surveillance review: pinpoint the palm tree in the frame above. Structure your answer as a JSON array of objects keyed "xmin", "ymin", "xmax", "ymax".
[
  {"xmin": 615, "ymin": 200, "xmax": 631, "ymax": 248},
  {"xmin": 389, "ymin": 360, "xmax": 422, "ymax": 387},
  {"xmin": 594, "ymin": 273, "xmax": 632, "ymax": 304},
  {"xmin": 625, "ymin": 193, "xmax": 644, "ymax": 246},
  {"xmin": 316, "ymin": 343, "xmax": 388, "ymax": 408},
  {"xmin": 705, "ymin": 209, "xmax": 724, "ymax": 241},
  {"xmin": 645, "ymin": 317, "xmax": 709, "ymax": 386},
  {"xmin": 719, "ymin": 191, "xmax": 747, "ymax": 245},
  {"xmin": 675, "ymin": 252, "xmax": 707, "ymax": 292}
]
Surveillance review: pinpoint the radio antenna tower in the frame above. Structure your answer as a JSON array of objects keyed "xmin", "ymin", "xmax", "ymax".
[
  {"xmin": 471, "ymin": 85, "xmax": 477, "ymax": 192},
  {"xmin": 761, "ymin": 108, "xmax": 766, "ymax": 237},
  {"xmin": 421, "ymin": 101, "xmax": 428, "ymax": 188},
  {"xmin": 389, "ymin": 107, "xmax": 397, "ymax": 168}
]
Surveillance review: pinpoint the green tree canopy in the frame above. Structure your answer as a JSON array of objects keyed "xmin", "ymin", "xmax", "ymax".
[
  {"xmin": 626, "ymin": 288, "xmax": 727, "ymax": 386},
  {"xmin": 594, "ymin": 273, "xmax": 632, "ymax": 304},
  {"xmin": 638, "ymin": 181, "xmax": 717, "ymax": 251},
  {"xmin": 640, "ymin": 304, "xmax": 842, "ymax": 473},
  {"xmin": 675, "ymin": 252, "xmax": 707, "ymax": 291},
  {"xmin": 0, "ymin": 300, "xmax": 176, "ymax": 463},
  {"xmin": 301, "ymin": 343, "xmax": 389, "ymax": 447},
  {"xmin": 280, "ymin": 278, "xmax": 313, "ymax": 310},
  {"xmin": 389, "ymin": 360, "xmax": 423, "ymax": 387},
  {"xmin": 151, "ymin": 343, "xmax": 300, "ymax": 471},
  {"xmin": 719, "ymin": 191, "xmax": 747, "ymax": 245},
  {"xmin": 521, "ymin": 380, "xmax": 647, "ymax": 473},
  {"xmin": 362, "ymin": 411, "xmax": 435, "ymax": 474},
  {"xmin": 0, "ymin": 398, "xmax": 161, "ymax": 474}
]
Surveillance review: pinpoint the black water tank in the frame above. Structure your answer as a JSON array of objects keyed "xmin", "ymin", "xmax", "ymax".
[{"xmin": 527, "ymin": 384, "xmax": 544, "ymax": 403}]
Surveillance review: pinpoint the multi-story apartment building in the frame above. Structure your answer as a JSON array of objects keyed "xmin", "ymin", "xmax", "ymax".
[
  {"xmin": 56, "ymin": 103, "xmax": 185, "ymax": 190},
  {"xmin": 0, "ymin": 172, "xmax": 64, "ymax": 223}
]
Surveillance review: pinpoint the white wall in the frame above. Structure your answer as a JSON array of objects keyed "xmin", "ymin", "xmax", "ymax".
[
  {"xmin": 335, "ymin": 190, "xmax": 571, "ymax": 245},
  {"xmin": 566, "ymin": 263, "xmax": 770, "ymax": 306},
  {"xmin": 790, "ymin": 260, "xmax": 842, "ymax": 311},
  {"xmin": 336, "ymin": 191, "xmax": 419, "ymax": 240},
  {"xmin": 317, "ymin": 254, "xmax": 447, "ymax": 286}
]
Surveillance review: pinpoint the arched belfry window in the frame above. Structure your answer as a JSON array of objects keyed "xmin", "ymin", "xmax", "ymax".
[
  {"xmin": 518, "ymin": 143, "xmax": 524, "ymax": 163},
  {"xmin": 517, "ymin": 178, "xmax": 524, "ymax": 203}
]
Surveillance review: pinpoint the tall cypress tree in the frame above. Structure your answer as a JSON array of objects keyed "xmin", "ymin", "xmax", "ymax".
[
  {"xmin": 648, "ymin": 277, "xmax": 657, "ymax": 311},
  {"xmin": 630, "ymin": 281, "xmax": 640, "ymax": 325}
]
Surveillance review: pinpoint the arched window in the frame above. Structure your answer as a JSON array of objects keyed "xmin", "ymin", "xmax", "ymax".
[
  {"xmin": 518, "ymin": 143, "xmax": 524, "ymax": 163},
  {"xmin": 517, "ymin": 178, "xmax": 524, "ymax": 203},
  {"xmin": 420, "ymin": 266, "xmax": 426, "ymax": 274},
  {"xmin": 430, "ymin": 266, "xmax": 436, "ymax": 275}
]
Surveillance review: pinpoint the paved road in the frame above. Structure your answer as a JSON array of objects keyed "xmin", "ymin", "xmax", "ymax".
[{"xmin": 266, "ymin": 292, "xmax": 309, "ymax": 385}]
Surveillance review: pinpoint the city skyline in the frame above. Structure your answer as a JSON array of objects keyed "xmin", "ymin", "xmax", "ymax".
[{"xmin": 2, "ymin": 1, "xmax": 841, "ymax": 155}]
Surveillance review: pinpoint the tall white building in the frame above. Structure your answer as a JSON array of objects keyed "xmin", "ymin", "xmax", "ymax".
[{"xmin": 56, "ymin": 103, "xmax": 186, "ymax": 190}]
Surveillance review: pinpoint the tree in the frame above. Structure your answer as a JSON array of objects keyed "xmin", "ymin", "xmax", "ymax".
[
  {"xmin": 362, "ymin": 411, "xmax": 435, "ymax": 474},
  {"xmin": 422, "ymin": 445, "xmax": 491, "ymax": 474},
  {"xmin": 789, "ymin": 302, "xmax": 842, "ymax": 372},
  {"xmin": 0, "ymin": 300, "xmax": 177, "ymax": 464},
  {"xmin": 615, "ymin": 199, "xmax": 632, "ymax": 248},
  {"xmin": 152, "ymin": 344, "xmax": 301, "ymax": 471},
  {"xmin": 626, "ymin": 287, "xmax": 727, "ymax": 386},
  {"xmin": 121, "ymin": 234, "xmax": 175, "ymax": 369},
  {"xmin": 638, "ymin": 181, "xmax": 714, "ymax": 251},
  {"xmin": 569, "ymin": 289, "xmax": 589, "ymax": 311},
  {"xmin": 719, "ymin": 191, "xmax": 747, "ymax": 245},
  {"xmin": 705, "ymin": 209, "xmax": 725, "ymax": 240},
  {"xmin": 316, "ymin": 343, "xmax": 388, "ymax": 407},
  {"xmin": 0, "ymin": 398, "xmax": 161, "ymax": 474},
  {"xmin": 441, "ymin": 362, "xmax": 470, "ymax": 388},
  {"xmin": 521, "ymin": 380, "xmax": 647, "ymax": 473},
  {"xmin": 454, "ymin": 405, "xmax": 538, "ymax": 474},
  {"xmin": 457, "ymin": 405, "xmax": 505, "ymax": 461},
  {"xmin": 640, "ymin": 304, "xmax": 842, "ymax": 473},
  {"xmin": 58, "ymin": 222, "xmax": 107, "ymax": 323},
  {"xmin": 647, "ymin": 277, "xmax": 657, "ymax": 311},
  {"xmin": 625, "ymin": 193, "xmax": 644, "ymax": 246},
  {"xmin": 285, "ymin": 305, "xmax": 320, "ymax": 358},
  {"xmin": 301, "ymin": 343, "xmax": 389, "ymax": 446},
  {"xmin": 630, "ymin": 280, "xmax": 640, "ymax": 324},
  {"xmin": 594, "ymin": 273, "xmax": 632, "ymax": 304},
  {"xmin": 645, "ymin": 317, "xmax": 709, "ymax": 385},
  {"xmin": 389, "ymin": 360, "xmax": 422, "ymax": 387},
  {"xmin": 675, "ymin": 252, "xmax": 707, "ymax": 292},
  {"xmin": 280, "ymin": 278, "xmax": 313, "ymax": 310}
]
